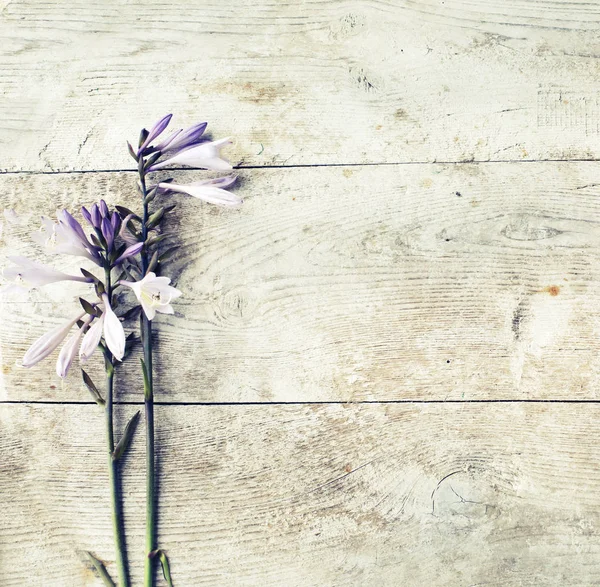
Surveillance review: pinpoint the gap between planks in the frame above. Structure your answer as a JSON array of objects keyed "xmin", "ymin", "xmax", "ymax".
[
  {"xmin": 1, "ymin": 157, "xmax": 600, "ymax": 176},
  {"xmin": 3, "ymin": 399, "xmax": 600, "ymax": 406}
]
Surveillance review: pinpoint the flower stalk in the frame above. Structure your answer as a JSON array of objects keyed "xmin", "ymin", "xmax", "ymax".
[
  {"xmin": 138, "ymin": 164, "xmax": 157, "ymax": 587},
  {"xmin": 104, "ymin": 266, "xmax": 130, "ymax": 587}
]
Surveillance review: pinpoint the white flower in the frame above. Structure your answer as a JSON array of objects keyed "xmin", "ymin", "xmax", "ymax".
[
  {"xmin": 2, "ymin": 256, "xmax": 90, "ymax": 293},
  {"xmin": 102, "ymin": 294, "xmax": 126, "ymax": 361},
  {"xmin": 157, "ymin": 176, "xmax": 242, "ymax": 207},
  {"xmin": 22, "ymin": 312, "xmax": 86, "ymax": 368},
  {"xmin": 148, "ymin": 137, "xmax": 233, "ymax": 172},
  {"xmin": 119, "ymin": 272, "xmax": 181, "ymax": 320},
  {"xmin": 31, "ymin": 214, "xmax": 97, "ymax": 262},
  {"xmin": 56, "ymin": 315, "xmax": 92, "ymax": 378},
  {"xmin": 79, "ymin": 314, "xmax": 105, "ymax": 362}
]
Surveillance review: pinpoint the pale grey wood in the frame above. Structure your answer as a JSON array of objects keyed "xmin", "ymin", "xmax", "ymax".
[
  {"xmin": 1, "ymin": 402, "xmax": 599, "ymax": 586},
  {"xmin": 2, "ymin": 0, "xmax": 600, "ymax": 171},
  {"xmin": 2, "ymin": 163, "xmax": 600, "ymax": 402}
]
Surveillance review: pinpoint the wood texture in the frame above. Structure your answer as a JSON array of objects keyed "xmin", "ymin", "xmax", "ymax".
[
  {"xmin": 2, "ymin": 163, "xmax": 600, "ymax": 402},
  {"xmin": 3, "ymin": 0, "xmax": 600, "ymax": 585},
  {"xmin": 2, "ymin": 402, "xmax": 600, "ymax": 586},
  {"xmin": 2, "ymin": 0, "xmax": 600, "ymax": 171}
]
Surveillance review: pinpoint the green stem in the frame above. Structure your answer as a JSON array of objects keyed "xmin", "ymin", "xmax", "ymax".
[
  {"xmin": 139, "ymin": 169, "xmax": 157, "ymax": 587},
  {"xmin": 104, "ymin": 267, "xmax": 130, "ymax": 587}
]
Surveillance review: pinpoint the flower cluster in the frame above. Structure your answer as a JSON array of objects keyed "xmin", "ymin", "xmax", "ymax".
[
  {"xmin": 4, "ymin": 202, "xmax": 151, "ymax": 378},
  {"xmin": 4, "ymin": 114, "xmax": 242, "ymax": 587},
  {"xmin": 130, "ymin": 113, "xmax": 243, "ymax": 207}
]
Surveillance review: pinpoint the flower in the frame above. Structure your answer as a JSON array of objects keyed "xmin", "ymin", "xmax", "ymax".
[
  {"xmin": 157, "ymin": 176, "xmax": 241, "ymax": 207},
  {"xmin": 119, "ymin": 272, "xmax": 181, "ymax": 320},
  {"xmin": 22, "ymin": 311, "xmax": 86, "ymax": 368},
  {"xmin": 139, "ymin": 114, "xmax": 173, "ymax": 154},
  {"xmin": 102, "ymin": 293, "xmax": 126, "ymax": 361},
  {"xmin": 32, "ymin": 211, "xmax": 100, "ymax": 263},
  {"xmin": 2, "ymin": 256, "xmax": 91, "ymax": 293},
  {"xmin": 79, "ymin": 314, "xmax": 104, "ymax": 362},
  {"xmin": 148, "ymin": 137, "xmax": 233, "ymax": 172},
  {"xmin": 56, "ymin": 315, "xmax": 93, "ymax": 378},
  {"xmin": 152, "ymin": 121, "xmax": 208, "ymax": 154},
  {"xmin": 114, "ymin": 242, "xmax": 144, "ymax": 265}
]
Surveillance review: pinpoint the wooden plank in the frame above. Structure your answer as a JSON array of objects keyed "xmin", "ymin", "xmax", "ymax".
[
  {"xmin": 2, "ymin": 163, "xmax": 600, "ymax": 402},
  {"xmin": 1, "ymin": 402, "xmax": 599, "ymax": 585},
  {"xmin": 2, "ymin": 1, "xmax": 600, "ymax": 171}
]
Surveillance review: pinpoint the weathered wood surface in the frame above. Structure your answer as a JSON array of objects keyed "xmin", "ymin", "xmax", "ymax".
[
  {"xmin": 2, "ymin": 163, "xmax": 600, "ymax": 402},
  {"xmin": 2, "ymin": 402, "xmax": 600, "ymax": 586},
  {"xmin": 3, "ymin": 0, "xmax": 600, "ymax": 585},
  {"xmin": 2, "ymin": 0, "xmax": 600, "ymax": 171}
]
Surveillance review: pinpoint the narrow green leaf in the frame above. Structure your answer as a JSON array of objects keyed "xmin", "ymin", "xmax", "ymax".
[
  {"xmin": 80, "ymin": 268, "xmax": 99, "ymax": 283},
  {"xmin": 146, "ymin": 233, "xmax": 168, "ymax": 247},
  {"xmin": 112, "ymin": 411, "xmax": 140, "ymax": 461},
  {"xmin": 90, "ymin": 233, "xmax": 103, "ymax": 249},
  {"xmin": 147, "ymin": 250, "xmax": 159, "ymax": 274},
  {"xmin": 158, "ymin": 246, "xmax": 179, "ymax": 264},
  {"xmin": 149, "ymin": 550, "xmax": 174, "ymax": 587},
  {"xmin": 109, "ymin": 243, "xmax": 126, "ymax": 264},
  {"xmin": 116, "ymin": 205, "xmax": 139, "ymax": 220},
  {"xmin": 85, "ymin": 552, "xmax": 116, "ymax": 587},
  {"xmin": 79, "ymin": 297, "xmax": 97, "ymax": 316},
  {"xmin": 140, "ymin": 358, "xmax": 152, "ymax": 400},
  {"xmin": 146, "ymin": 208, "xmax": 165, "ymax": 230},
  {"xmin": 144, "ymin": 151, "xmax": 162, "ymax": 169},
  {"xmin": 138, "ymin": 128, "xmax": 149, "ymax": 149},
  {"xmin": 82, "ymin": 369, "xmax": 105, "ymax": 406},
  {"xmin": 143, "ymin": 190, "xmax": 157, "ymax": 206},
  {"xmin": 127, "ymin": 140, "xmax": 138, "ymax": 161},
  {"xmin": 94, "ymin": 280, "xmax": 106, "ymax": 298}
]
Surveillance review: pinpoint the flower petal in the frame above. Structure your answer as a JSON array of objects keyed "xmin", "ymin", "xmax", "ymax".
[
  {"xmin": 22, "ymin": 312, "xmax": 85, "ymax": 368},
  {"xmin": 102, "ymin": 294, "xmax": 125, "ymax": 360},
  {"xmin": 79, "ymin": 315, "xmax": 104, "ymax": 362}
]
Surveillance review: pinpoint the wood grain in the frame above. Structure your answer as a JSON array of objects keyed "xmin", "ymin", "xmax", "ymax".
[
  {"xmin": 2, "ymin": 0, "xmax": 600, "ymax": 171},
  {"xmin": 1, "ymin": 402, "xmax": 600, "ymax": 586},
  {"xmin": 2, "ymin": 163, "xmax": 600, "ymax": 402}
]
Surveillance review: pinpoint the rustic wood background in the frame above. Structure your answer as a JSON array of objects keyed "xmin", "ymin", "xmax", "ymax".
[{"xmin": 1, "ymin": 1, "xmax": 600, "ymax": 585}]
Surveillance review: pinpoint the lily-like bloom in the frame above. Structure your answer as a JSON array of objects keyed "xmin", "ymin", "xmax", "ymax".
[
  {"xmin": 157, "ymin": 176, "xmax": 241, "ymax": 207},
  {"xmin": 22, "ymin": 311, "xmax": 86, "ymax": 368},
  {"xmin": 102, "ymin": 294, "xmax": 125, "ymax": 361},
  {"xmin": 32, "ymin": 212, "xmax": 100, "ymax": 263},
  {"xmin": 114, "ymin": 242, "xmax": 144, "ymax": 265},
  {"xmin": 152, "ymin": 121, "xmax": 208, "ymax": 154},
  {"xmin": 3, "ymin": 256, "xmax": 91, "ymax": 292},
  {"xmin": 79, "ymin": 314, "xmax": 104, "ymax": 362},
  {"xmin": 139, "ymin": 114, "xmax": 173, "ymax": 154},
  {"xmin": 119, "ymin": 272, "xmax": 181, "ymax": 320},
  {"xmin": 148, "ymin": 137, "xmax": 233, "ymax": 172},
  {"xmin": 56, "ymin": 315, "xmax": 93, "ymax": 378}
]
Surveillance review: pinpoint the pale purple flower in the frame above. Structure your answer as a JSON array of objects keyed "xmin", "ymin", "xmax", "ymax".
[
  {"xmin": 3, "ymin": 256, "xmax": 91, "ymax": 292},
  {"xmin": 114, "ymin": 242, "xmax": 143, "ymax": 265},
  {"xmin": 153, "ymin": 122, "xmax": 208, "ymax": 154},
  {"xmin": 32, "ymin": 213, "xmax": 100, "ymax": 263},
  {"xmin": 56, "ymin": 315, "xmax": 93, "ymax": 378},
  {"xmin": 148, "ymin": 137, "xmax": 233, "ymax": 172},
  {"xmin": 139, "ymin": 114, "xmax": 173, "ymax": 154},
  {"xmin": 118, "ymin": 214, "xmax": 140, "ymax": 247},
  {"xmin": 119, "ymin": 272, "xmax": 181, "ymax": 320},
  {"xmin": 22, "ymin": 311, "xmax": 86, "ymax": 368},
  {"xmin": 102, "ymin": 293, "xmax": 125, "ymax": 361},
  {"xmin": 157, "ymin": 176, "xmax": 241, "ymax": 207},
  {"xmin": 79, "ymin": 315, "xmax": 104, "ymax": 362}
]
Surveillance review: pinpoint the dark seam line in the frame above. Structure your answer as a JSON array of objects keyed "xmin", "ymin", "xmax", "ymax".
[
  {"xmin": 1, "ymin": 158, "xmax": 600, "ymax": 176},
  {"xmin": 2, "ymin": 399, "xmax": 600, "ymax": 406}
]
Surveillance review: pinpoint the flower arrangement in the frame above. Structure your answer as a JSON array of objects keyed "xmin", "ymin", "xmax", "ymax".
[{"xmin": 3, "ymin": 115, "xmax": 242, "ymax": 586}]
